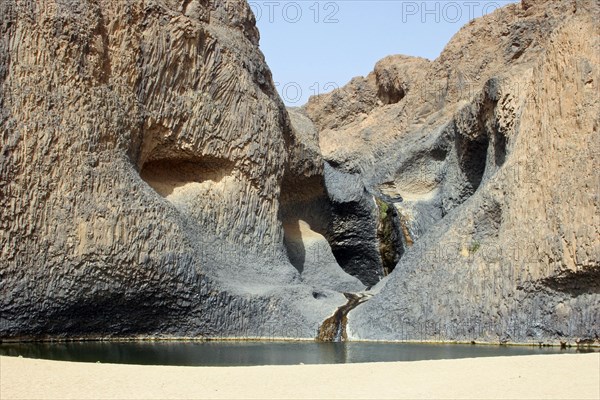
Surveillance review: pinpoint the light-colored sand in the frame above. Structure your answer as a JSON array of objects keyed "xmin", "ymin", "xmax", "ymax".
[{"xmin": 1, "ymin": 353, "xmax": 599, "ymax": 400}]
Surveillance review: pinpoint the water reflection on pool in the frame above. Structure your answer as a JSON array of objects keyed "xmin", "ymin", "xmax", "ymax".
[{"xmin": 0, "ymin": 341, "xmax": 595, "ymax": 366}]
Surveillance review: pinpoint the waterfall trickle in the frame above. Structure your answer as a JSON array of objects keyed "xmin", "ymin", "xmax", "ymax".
[{"xmin": 317, "ymin": 293, "xmax": 371, "ymax": 342}]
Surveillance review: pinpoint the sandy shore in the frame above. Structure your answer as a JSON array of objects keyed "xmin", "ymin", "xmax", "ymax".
[{"xmin": 1, "ymin": 353, "xmax": 598, "ymax": 399}]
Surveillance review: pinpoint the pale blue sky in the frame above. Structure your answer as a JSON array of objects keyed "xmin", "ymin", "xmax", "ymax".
[{"xmin": 254, "ymin": 1, "xmax": 518, "ymax": 105}]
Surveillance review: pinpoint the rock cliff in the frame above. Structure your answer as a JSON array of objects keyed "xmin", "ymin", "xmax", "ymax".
[
  {"xmin": 0, "ymin": 0, "xmax": 351, "ymax": 339},
  {"xmin": 1, "ymin": 0, "xmax": 598, "ymax": 345},
  {"xmin": 303, "ymin": 0, "xmax": 600, "ymax": 344}
]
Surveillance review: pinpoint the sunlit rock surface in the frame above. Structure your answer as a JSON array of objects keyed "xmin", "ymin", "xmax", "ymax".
[
  {"xmin": 303, "ymin": 0, "xmax": 600, "ymax": 343},
  {"xmin": 1, "ymin": 0, "xmax": 598, "ymax": 344},
  {"xmin": 0, "ymin": 0, "xmax": 350, "ymax": 339}
]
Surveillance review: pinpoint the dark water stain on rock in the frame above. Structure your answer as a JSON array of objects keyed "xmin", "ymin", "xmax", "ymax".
[{"xmin": 317, "ymin": 293, "xmax": 370, "ymax": 342}]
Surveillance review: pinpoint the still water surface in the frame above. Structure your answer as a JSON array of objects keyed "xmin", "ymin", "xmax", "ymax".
[{"xmin": 1, "ymin": 341, "xmax": 594, "ymax": 366}]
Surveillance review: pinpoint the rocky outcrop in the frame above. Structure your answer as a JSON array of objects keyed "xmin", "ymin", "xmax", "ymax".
[
  {"xmin": 0, "ymin": 0, "xmax": 354, "ymax": 339},
  {"xmin": 1, "ymin": 0, "xmax": 598, "ymax": 345},
  {"xmin": 304, "ymin": 0, "xmax": 600, "ymax": 344}
]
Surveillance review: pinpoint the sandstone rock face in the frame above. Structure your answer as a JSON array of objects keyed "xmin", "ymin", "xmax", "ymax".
[
  {"xmin": 304, "ymin": 0, "xmax": 600, "ymax": 344},
  {"xmin": 0, "ymin": 0, "xmax": 353, "ymax": 339}
]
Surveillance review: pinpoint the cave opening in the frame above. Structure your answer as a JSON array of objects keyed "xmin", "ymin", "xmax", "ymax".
[
  {"xmin": 278, "ymin": 175, "xmax": 333, "ymax": 274},
  {"xmin": 139, "ymin": 157, "xmax": 235, "ymax": 199}
]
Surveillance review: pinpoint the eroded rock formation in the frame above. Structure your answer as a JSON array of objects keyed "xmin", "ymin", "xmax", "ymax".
[
  {"xmin": 1, "ymin": 0, "xmax": 598, "ymax": 345},
  {"xmin": 0, "ymin": 0, "xmax": 352, "ymax": 339},
  {"xmin": 303, "ymin": 0, "xmax": 600, "ymax": 344}
]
